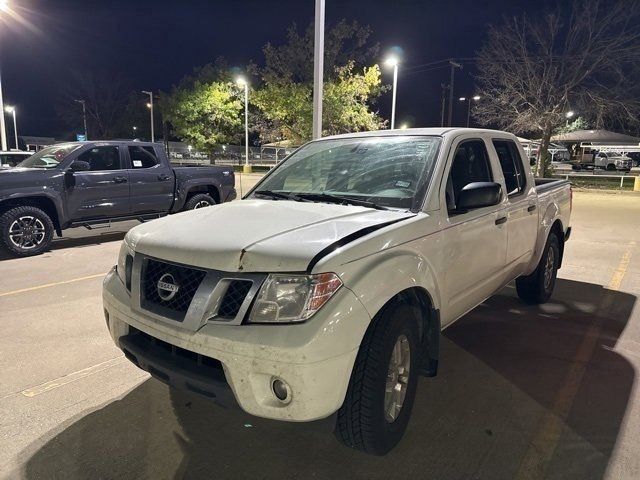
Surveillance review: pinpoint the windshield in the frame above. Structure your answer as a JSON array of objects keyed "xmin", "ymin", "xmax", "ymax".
[
  {"xmin": 17, "ymin": 144, "xmax": 80, "ymax": 169},
  {"xmin": 250, "ymin": 136, "xmax": 441, "ymax": 210}
]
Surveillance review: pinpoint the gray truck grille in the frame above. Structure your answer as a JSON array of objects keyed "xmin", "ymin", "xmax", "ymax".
[
  {"xmin": 217, "ymin": 280, "xmax": 253, "ymax": 318},
  {"xmin": 141, "ymin": 258, "xmax": 206, "ymax": 321}
]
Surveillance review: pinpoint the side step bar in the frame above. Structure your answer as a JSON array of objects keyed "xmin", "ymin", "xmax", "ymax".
[{"xmin": 70, "ymin": 213, "xmax": 167, "ymax": 230}]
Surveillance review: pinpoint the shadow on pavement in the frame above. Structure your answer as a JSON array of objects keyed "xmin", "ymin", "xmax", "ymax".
[{"xmin": 21, "ymin": 279, "xmax": 636, "ymax": 480}]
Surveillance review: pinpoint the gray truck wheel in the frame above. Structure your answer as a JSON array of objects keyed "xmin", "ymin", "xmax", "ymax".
[
  {"xmin": 184, "ymin": 193, "xmax": 216, "ymax": 211},
  {"xmin": 0, "ymin": 205, "xmax": 54, "ymax": 257},
  {"xmin": 516, "ymin": 232, "xmax": 560, "ymax": 304},
  {"xmin": 335, "ymin": 303, "xmax": 420, "ymax": 455}
]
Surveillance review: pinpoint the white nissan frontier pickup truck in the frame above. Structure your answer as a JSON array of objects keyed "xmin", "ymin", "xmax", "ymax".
[{"xmin": 103, "ymin": 128, "xmax": 571, "ymax": 455}]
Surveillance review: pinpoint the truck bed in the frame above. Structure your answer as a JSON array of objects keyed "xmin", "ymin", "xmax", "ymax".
[{"xmin": 534, "ymin": 177, "xmax": 569, "ymax": 194}]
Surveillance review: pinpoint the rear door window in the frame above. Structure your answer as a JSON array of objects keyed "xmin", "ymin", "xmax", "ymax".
[
  {"xmin": 129, "ymin": 146, "xmax": 159, "ymax": 169},
  {"xmin": 492, "ymin": 140, "xmax": 526, "ymax": 196}
]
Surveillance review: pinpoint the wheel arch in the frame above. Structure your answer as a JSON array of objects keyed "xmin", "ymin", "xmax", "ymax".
[
  {"xmin": 386, "ymin": 287, "xmax": 441, "ymax": 377},
  {"xmin": 549, "ymin": 218, "xmax": 565, "ymax": 267},
  {"xmin": 0, "ymin": 195, "xmax": 62, "ymax": 236}
]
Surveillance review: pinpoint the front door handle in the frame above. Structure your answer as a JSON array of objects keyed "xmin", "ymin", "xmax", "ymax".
[
  {"xmin": 113, "ymin": 176, "xmax": 128, "ymax": 184},
  {"xmin": 527, "ymin": 205, "xmax": 537, "ymax": 212},
  {"xmin": 157, "ymin": 174, "xmax": 171, "ymax": 181},
  {"xmin": 495, "ymin": 216, "xmax": 508, "ymax": 225}
]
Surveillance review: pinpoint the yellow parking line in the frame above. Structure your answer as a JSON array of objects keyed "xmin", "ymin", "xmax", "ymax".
[
  {"xmin": 0, "ymin": 273, "xmax": 106, "ymax": 297},
  {"xmin": 515, "ymin": 246, "xmax": 633, "ymax": 479},
  {"xmin": 20, "ymin": 356, "xmax": 125, "ymax": 397}
]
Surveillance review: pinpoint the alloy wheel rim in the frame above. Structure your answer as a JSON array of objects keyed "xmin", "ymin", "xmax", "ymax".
[
  {"xmin": 544, "ymin": 247, "xmax": 555, "ymax": 291},
  {"xmin": 8, "ymin": 216, "xmax": 46, "ymax": 250},
  {"xmin": 384, "ymin": 334, "xmax": 411, "ymax": 423},
  {"xmin": 193, "ymin": 200, "xmax": 211, "ymax": 209}
]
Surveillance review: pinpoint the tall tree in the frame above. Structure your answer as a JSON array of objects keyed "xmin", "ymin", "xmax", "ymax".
[
  {"xmin": 159, "ymin": 59, "xmax": 243, "ymax": 153},
  {"xmin": 253, "ymin": 20, "xmax": 387, "ymax": 143},
  {"xmin": 57, "ymin": 71, "xmax": 131, "ymax": 140},
  {"xmin": 473, "ymin": 0, "xmax": 640, "ymax": 176}
]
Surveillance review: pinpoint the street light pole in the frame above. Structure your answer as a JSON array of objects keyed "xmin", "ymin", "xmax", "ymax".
[
  {"xmin": 4, "ymin": 106, "xmax": 17, "ymax": 149},
  {"xmin": 459, "ymin": 95, "xmax": 481, "ymax": 127},
  {"xmin": 74, "ymin": 100, "xmax": 88, "ymax": 140},
  {"xmin": 236, "ymin": 78, "xmax": 250, "ymax": 173},
  {"xmin": 385, "ymin": 57, "xmax": 399, "ymax": 129},
  {"xmin": 447, "ymin": 60, "xmax": 462, "ymax": 127},
  {"xmin": 312, "ymin": 0, "xmax": 325, "ymax": 140},
  {"xmin": 142, "ymin": 90, "xmax": 154, "ymax": 142},
  {"xmin": 0, "ymin": 71, "xmax": 7, "ymax": 151},
  {"xmin": 0, "ymin": 2, "xmax": 11, "ymax": 150}
]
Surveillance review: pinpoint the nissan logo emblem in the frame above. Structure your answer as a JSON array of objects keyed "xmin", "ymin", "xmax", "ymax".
[{"xmin": 157, "ymin": 273, "xmax": 180, "ymax": 301}]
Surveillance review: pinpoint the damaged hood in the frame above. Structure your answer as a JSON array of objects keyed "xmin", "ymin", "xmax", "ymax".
[{"xmin": 126, "ymin": 199, "xmax": 415, "ymax": 272}]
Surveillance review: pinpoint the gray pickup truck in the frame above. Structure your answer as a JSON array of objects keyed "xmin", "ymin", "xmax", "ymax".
[{"xmin": 0, "ymin": 141, "xmax": 236, "ymax": 256}]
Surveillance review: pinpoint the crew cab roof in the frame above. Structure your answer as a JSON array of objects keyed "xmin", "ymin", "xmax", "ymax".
[
  {"xmin": 317, "ymin": 127, "xmax": 517, "ymax": 142},
  {"xmin": 51, "ymin": 140, "xmax": 160, "ymax": 148}
]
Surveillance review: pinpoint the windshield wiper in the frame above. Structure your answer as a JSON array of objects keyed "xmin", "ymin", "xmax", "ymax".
[
  {"xmin": 296, "ymin": 192, "xmax": 390, "ymax": 210},
  {"xmin": 254, "ymin": 190, "xmax": 310, "ymax": 202}
]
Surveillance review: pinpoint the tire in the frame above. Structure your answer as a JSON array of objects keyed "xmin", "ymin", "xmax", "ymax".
[
  {"xmin": 0, "ymin": 205, "xmax": 54, "ymax": 257},
  {"xmin": 516, "ymin": 232, "xmax": 560, "ymax": 304},
  {"xmin": 606, "ymin": 163, "xmax": 616, "ymax": 171},
  {"xmin": 335, "ymin": 303, "xmax": 420, "ymax": 455},
  {"xmin": 183, "ymin": 193, "xmax": 216, "ymax": 211}
]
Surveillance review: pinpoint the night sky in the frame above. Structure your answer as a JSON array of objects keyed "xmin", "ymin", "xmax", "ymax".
[{"xmin": 2, "ymin": 0, "xmax": 566, "ymax": 139}]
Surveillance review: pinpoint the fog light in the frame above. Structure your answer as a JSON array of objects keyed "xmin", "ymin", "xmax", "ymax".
[{"xmin": 271, "ymin": 377, "xmax": 291, "ymax": 403}]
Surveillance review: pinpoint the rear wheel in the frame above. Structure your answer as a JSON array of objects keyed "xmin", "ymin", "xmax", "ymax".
[
  {"xmin": 184, "ymin": 193, "xmax": 216, "ymax": 211},
  {"xmin": 335, "ymin": 303, "xmax": 420, "ymax": 455},
  {"xmin": 0, "ymin": 205, "xmax": 54, "ymax": 257},
  {"xmin": 516, "ymin": 232, "xmax": 560, "ymax": 304}
]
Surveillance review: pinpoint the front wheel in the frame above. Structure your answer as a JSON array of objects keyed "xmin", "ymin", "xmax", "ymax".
[
  {"xmin": 516, "ymin": 232, "xmax": 560, "ymax": 304},
  {"xmin": 0, "ymin": 205, "xmax": 55, "ymax": 257},
  {"xmin": 335, "ymin": 303, "xmax": 420, "ymax": 455}
]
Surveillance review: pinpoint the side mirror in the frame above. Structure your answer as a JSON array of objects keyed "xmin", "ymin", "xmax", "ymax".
[
  {"xmin": 457, "ymin": 182, "xmax": 502, "ymax": 210},
  {"xmin": 69, "ymin": 160, "xmax": 90, "ymax": 172}
]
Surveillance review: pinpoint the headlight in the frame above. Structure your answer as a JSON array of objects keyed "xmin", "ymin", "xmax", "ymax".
[
  {"xmin": 116, "ymin": 241, "xmax": 134, "ymax": 291},
  {"xmin": 248, "ymin": 273, "xmax": 342, "ymax": 323}
]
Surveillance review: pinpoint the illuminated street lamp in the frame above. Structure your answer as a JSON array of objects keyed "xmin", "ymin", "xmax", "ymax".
[
  {"xmin": 400, "ymin": 123, "xmax": 409, "ymax": 130},
  {"xmin": 384, "ymin": 56, "xmax": 399, "ymax": 129},
  {"xmin": 565, "ymin": 110, "xmax": 575, "ymax": 126},
  {"xmin": 236, "ymin": 77, "xmax": 250, "ymax": 173},
  {"xmin": 4, "ymin": 105, "xmax": 17, "ymax": 149},
  {"xmin": 459, "ymin": 95, "xmax": 481, "ymax": 127},
  {"xmin": 142, "ymin": 91, "xmax": 154, "ymax": 142}
]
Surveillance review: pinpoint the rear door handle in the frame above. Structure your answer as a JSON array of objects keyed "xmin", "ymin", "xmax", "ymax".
[
  {"xmin": 157, "ymin": 174, "xmax": 171, "ymax": 181},
  {"xmin": 495, "ymin": 216, "xmax": 508, "ymax": 225},
  {"xmin": 113, "ymin": 176, "xmax": 128, "ymax": 184},
  {"xmin": 527, "ymin": 205, "xmax": 537, "ymax": 212}
]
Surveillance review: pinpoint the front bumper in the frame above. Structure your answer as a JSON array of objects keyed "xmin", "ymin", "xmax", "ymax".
[{"xmin": 103, "ymin": 267, "xmax": 371, "ymax": 422}]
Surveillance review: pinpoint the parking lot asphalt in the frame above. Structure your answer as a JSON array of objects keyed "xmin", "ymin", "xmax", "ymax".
[{"xmin": 1, "ymin": 189, "xmax": 639, "ymax": 480}]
